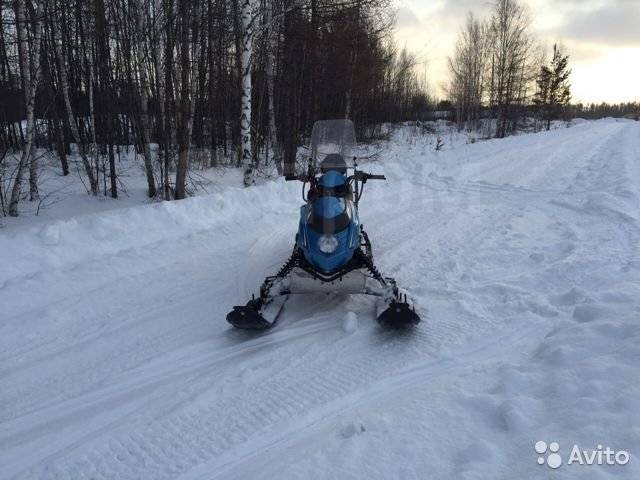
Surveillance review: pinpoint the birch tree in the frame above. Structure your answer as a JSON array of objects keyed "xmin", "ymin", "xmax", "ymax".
[
  {"xmin": 448, "ymin": 13, "xmax": 488, "ymax": 131},
  {"xmin": 487, "ymin": 0, "xmax": 535, "ymax": 138},
  {"xmin": 9, "ymin": 0, "xmax": 44, "ymax": 216},
  {"xmin": 0, "ymin": 0, "xmax": 432, "ymax": 210},
  {"xmin": 239, "ymin": 0, "xmax": 257, "ymax": 186}
]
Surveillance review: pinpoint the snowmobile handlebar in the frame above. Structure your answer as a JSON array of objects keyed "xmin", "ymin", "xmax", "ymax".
[
  {"xmin": 285, "ymin": 173, "xmax": 316, "ymax": 182},
  {"xmin": 354, "ymin": 172, "xmax": 386, "ymax": 181},
  {"xmin": 284, "ymin": 172, "xmax": 385, "ymax": 182},
  {"xmin": 286, "ymin": 168, "xmax": 385, "ymax": 205}
]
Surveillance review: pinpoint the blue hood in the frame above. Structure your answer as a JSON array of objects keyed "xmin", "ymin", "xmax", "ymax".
[
  {"xmin": 318, "ymin": 170, "xmax": 347, "ymax": 188},
  {"xmin": 313, "ymin": 196, "xmax": 345, "ymax": 219}
]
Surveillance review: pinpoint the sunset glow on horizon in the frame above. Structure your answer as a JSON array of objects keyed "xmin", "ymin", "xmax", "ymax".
[{"xmin": 394, "ymin": 0, "xmax": 640, "ymax": 104}]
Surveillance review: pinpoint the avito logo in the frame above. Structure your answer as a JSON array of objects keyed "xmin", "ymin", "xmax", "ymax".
[
  {"xmin": 535, "ymin": 441, "xmax": 630, "ymax": 469},
  {"xmin": 568, "ymin": 444, "xmax": 630, "ymax": 466}
]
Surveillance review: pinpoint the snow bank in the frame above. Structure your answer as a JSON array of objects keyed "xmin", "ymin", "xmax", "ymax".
[{"xmin": 0, "ymin": 179, "xmax": 298, "ymax": 289}]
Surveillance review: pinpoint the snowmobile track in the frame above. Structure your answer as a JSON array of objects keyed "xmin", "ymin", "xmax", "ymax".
[{"xmin": 14, "ymin": 318, "xmax": 544, "ymax": 480}]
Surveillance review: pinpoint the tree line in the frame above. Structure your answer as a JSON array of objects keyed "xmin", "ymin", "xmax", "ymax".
[
  {"xmin": 0, "ymin": 0, "xmax": 430, "ymax": 216},
  {"xmin": 447, "ymin": 0, "xmax": 573, "ymax": 136},
  {"xmin": 447, "ymin": 0, "xmax": 640, "ymax": 136},
  {"xmin": 569, "ymin": 102, "xmax": 640, "ymax": 120}
]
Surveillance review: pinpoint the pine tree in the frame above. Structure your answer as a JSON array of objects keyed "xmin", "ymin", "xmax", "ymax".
[{"xmin": 534, "ymin": 44, "xmax": 571, "ymax": 130}]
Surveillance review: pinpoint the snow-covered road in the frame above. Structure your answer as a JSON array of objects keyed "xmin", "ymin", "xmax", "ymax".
[{"xmin": 1, "ymin": 120, "xmax": 639, "ymax": 479}]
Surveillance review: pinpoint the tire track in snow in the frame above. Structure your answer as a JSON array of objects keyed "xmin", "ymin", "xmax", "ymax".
[
  {"xmin": 203, "ymin": 319, "xmax": 547, "ymax": 480},
  {"xmin": 1, "ymin": 317, "xmax": 338, "ymax": 472},
  {"xmin": 9, "ymin": 327, "xmax": 396, "ymax": 477},
  {"xmin": 13, "ymin": 313, "xmax": 543, "ymax": 480}
]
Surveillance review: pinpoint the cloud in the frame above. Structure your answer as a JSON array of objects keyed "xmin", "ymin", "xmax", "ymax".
[
  {"xmin": 396, "ymin": 7, "xmax": 420, "ymax": 28},
  {"xmin": 562, "ymin": 41, "xmax": 606, "ymax": 62},
  {"xmin": 393, "ymin": 0, "xmax": 640, "ymax": 103},
  {"xmin": 434, "ymin": 0, "xmax": 494, "ymax": 20},
  {"xmin": 438, "ymin": 0, "xmax": 479, "ymax": 14},
  {"xmin": 560, "ymin": 2, "xmax": 640, "ymax": 47}
]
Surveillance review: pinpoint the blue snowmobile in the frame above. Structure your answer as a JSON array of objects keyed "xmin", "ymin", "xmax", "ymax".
[{"xmin": 227, "ymin": 120, "xmax": 420, "ymax": 330}]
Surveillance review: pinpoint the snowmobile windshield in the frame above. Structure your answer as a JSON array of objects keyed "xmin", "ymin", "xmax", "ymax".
[
  {"xmin": 308, "ymin": 197, "xmax": 353, "ymax": 234},
  {"xmin": 320, "ymin": 154, "xmax": 347, "ymax": 174},
  {"xmin": 310, "ymin": 120, "xmax": 356, "ymax": 167}
]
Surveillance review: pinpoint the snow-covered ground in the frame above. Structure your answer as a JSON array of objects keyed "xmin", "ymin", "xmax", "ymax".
[
  {"xmin": 0, "ymin": 146, "xmax": 245, "ymax": 230},
  {"xmin": 1, "ymin": 118, "xmax": 639, "ymax": 479}
]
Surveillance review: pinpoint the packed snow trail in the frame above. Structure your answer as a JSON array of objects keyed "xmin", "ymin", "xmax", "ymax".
[{"xmin": 1, "ymin": 120, "xmax": 639, "ymax": 479}]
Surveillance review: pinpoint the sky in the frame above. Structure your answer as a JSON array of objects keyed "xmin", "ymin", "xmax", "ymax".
[{"xmin": 394, "ymin": 0, "xmax": 640, "ymax": 104}]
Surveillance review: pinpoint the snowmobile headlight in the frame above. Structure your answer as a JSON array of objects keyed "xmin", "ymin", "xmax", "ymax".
[{"xmin": 318, "ymin": 234, "xmax": 339, "ymax": 254}]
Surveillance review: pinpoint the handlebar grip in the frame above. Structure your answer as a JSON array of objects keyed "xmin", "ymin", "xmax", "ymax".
[
  {"xmin": 285, "ymin": 174, "xmax": 312, "ymax": 182},
  {"xmin": 367, "ymin": 174, "xmax": 386, "ymax": 180}
]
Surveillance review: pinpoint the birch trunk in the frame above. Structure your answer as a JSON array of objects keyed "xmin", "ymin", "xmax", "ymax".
[
  {"xmin": 9, "ymin": 0, "xmax": 44, "ymax": 216},
  {"xmin": 239, "ymin": 0, "xmax": 255, "ymax": 186},
  {"xmin": 27, "ymin": 1, "xmax": 45, "ymax": 201}
]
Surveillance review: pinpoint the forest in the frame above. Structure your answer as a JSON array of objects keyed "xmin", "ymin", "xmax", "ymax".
[
  {"xmin": 0, "ymin": 0, "xmax": 429, "ymax": 215},
  {"xmin": 0, "ymin": 0, "xmax": 638, "ymax": 217}
]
